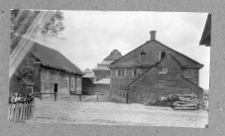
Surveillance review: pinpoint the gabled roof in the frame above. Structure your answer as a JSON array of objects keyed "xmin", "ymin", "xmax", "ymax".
[
  {"xmin": 128, "ymin": 54, "xmax": 181, "ymax": 87},
  {"xmin": 93, "ymin": 49, "xmax": 122, "ymax": 71},
  {"xmin": 13, "ymin": 74, "xmax": 35, "ymax": 86},
  {"xmin": 103, "ymin": 49, "xmax": 123, "ymax": 61},
  {"xmin": 83, "ymin": 68, "xmax": 94, "ymax": 74},
  {"xmin": 200, "ymin": 14, "xmax": 211, "ymax": 46},
  {"xmin": 13, "ymin": 36, "xmax": 83, "ymax": 75},
  {"xmin": 180, "ymin": 75, "xmax": 203, "ymax": 90},
  {"xmin": 110, "ymin": 39, "xmax": 203, "ymax": 69},
  {"xmin": 83, "ymin": 68, "xmax": 96, "ymax": 78}
]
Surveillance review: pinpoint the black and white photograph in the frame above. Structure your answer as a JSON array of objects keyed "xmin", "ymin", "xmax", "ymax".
[{"xmin": 9, "ymin": 9, "xmax": 210, "ymax": 128}]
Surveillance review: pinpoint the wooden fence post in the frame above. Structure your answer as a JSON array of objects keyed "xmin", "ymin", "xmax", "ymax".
[
  {"xmin": 79, "ymin": 95, "xmax": 81, "ymax": 101},
  {"xmin": 40, "ymin": 93, "xmax": 42, "ymax": 100},
  {"xmin": 54, "ymin": 93, "xmax": 57, "ymax": 101}
]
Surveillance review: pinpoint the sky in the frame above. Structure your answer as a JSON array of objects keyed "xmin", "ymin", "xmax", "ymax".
[{"xmin": 34, "ymin": 11, "xmax": 210, "ymax": 89}]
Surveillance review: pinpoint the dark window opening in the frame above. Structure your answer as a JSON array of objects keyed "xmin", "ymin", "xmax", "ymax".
[
  {"xmin": 54, "ymin": 83, "xmax": 58, "ymax": 93},
  {"xmin": 161, "ymin": 51, "xmax": 166, "ymax": 59},
  {"xmin": 140, "ymin": 52, "xmax": 146, "ymax": 55}
]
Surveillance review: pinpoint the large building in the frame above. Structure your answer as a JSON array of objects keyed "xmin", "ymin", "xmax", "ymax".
[
  {"xmin": 92, "ymin": 49, "xmax": 122, "ymax": 81},
  {"xmin": 109, "ymin": 31, "xmax": 204, "ymax": 103},
  {"xmin": 10, "ymin": 36, "xmax": 83, "ymax": 97}
]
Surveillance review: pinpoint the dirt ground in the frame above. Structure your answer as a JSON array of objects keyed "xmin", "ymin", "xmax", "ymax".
[{"xmin": 26, "ymin": 95, "xmax": 208, "ymax": 128}]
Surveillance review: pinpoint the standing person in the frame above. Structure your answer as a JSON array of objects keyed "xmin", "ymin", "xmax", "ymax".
[
  {"xmin": 26, "ymin": 92, "xmax": 34, "ymax": 119},
  {"xmin": 26, "ymin": 92, "xmax": 34, "ymax": 103},
  {"xmin": 11, "ymin": 93, "xmax": 19, "ymax": 104}
]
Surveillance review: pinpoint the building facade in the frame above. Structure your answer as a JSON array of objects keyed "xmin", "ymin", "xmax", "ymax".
[
  {"xmin": 109, "ymin": 31, "xmax": 204, "ymax": 103},
  {"xmin": 10, "ymin": 36, "xmax": 83, "ymax": 97}
]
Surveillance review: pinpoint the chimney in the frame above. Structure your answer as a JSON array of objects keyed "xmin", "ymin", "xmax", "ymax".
[{"xmin": 150, "ymin": 31, "xmax": 156, "ymax": 40}]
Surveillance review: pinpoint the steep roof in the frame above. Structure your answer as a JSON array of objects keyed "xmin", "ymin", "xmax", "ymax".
[
  {"xmin": 128, "ymin": 54, "xmax": 181, "ymax": 87},
  {"xmin": 103, "ymin": 49, "xmax": 123, "ymax": 61},
  {"xmin": 200, "ymin": 14, "xmax": 211, "ymax": 46},
  {"xmin": 14, "ymin": 36, "xmax": 83, "ymax": 75},
  {"xmin": 129, "ymin": 55, "xmax": 203, "ymax": 89},
  {"xmin": 110, "ymin": 38, "xmax": 203, "ymax": 69},
  {"xmin": 93, "ymin": 49, "xmax": 122, "ymax": 71},
  {"xmin": 83, "ymin": 68, "xmax": 96, "ymax": 78}
]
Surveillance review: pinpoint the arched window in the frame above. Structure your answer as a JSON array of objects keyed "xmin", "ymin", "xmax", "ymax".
[
  {"xmin": 139, "ymin": 52, "xmax": 147, "ymax": 64},
  {"xmin": 140, "ymin": 52, "xmax": 146, "ymax": 55}
]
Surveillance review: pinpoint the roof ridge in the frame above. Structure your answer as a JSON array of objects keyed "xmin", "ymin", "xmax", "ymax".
[
  {"xmin": 110, "ymin": 39, "xmax": 203, "ymax": 68},
  {"xmin": 17, "ymin": 36, "xmax": 83, "ymax": 75},
  {"xmin": 110, "ymin": 40, "xmax": 151, "ymax": 66},
  {"xmin": 154, "ymin": 40, "xmax": 204, "ymax": 67}
]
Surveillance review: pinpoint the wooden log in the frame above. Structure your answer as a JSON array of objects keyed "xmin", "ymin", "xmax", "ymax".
[{"xmin": 174, "ymin": 106, "xmax": 197, "ymax": 110}]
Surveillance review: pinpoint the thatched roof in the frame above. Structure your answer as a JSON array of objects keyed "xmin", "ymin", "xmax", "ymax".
[
  {"xmin": 103, "ymin": 49, "xmax": 122, "ymax": 61},
  {"xmin": 13, "ymin": 36, "xmax": 83, "ymax": 75},
  {"xmin": 93, "ymin": 49, "xmax": 122, "ymax": 71},
  {"xmin": 82, "ymin": 68, "xmax": 96, "ymax": 78}
]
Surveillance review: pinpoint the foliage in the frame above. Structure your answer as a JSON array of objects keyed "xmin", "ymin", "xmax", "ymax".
[{"xmin": 11, "ymin": 9, "xmax": 65, "ymax": 38}]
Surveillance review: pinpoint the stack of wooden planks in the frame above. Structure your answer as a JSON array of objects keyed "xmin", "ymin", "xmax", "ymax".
[
  {"xmin": 147, "ymin": 93, "xmax": 202, "ymax": 110},
  {"xmin": 172, "ymin": 93, "xmax": 202, "ymax": 110}
]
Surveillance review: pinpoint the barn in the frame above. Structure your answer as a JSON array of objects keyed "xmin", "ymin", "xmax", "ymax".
[
  {"xmin": 10, "ymin": 36, "xmax": 83, "ymax": 97},
  {"xmin": 109, "ymin": 31, "xmax": 204, "ymax": 103}
]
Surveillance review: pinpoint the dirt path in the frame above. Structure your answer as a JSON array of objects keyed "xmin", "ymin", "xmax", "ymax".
[{"xmin": 27, "ymin": 98, "xmax": 208, "ymax": 128}]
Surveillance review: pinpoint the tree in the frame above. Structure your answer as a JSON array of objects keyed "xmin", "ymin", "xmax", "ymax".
[
  {"xmin": 10, "ymin": 9, "xmax": 65, "ymax": 80},
  {"xmin": 11, "ymin": 9, "xmax": 65, "ymax": 38}
]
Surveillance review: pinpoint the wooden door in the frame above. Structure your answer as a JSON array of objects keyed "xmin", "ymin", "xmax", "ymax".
[
  {"xmin": 54, "ymin": 83, "xmax": 58, "ymax": 93},
  {"xmin": 129, "ymin": 86, "xmax": 142, "ymax": 103}
]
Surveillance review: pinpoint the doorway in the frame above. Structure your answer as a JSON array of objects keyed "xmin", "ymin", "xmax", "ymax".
[{"xmin": 54, "ymin": 83, "xmax": 58, "ymax": 93}]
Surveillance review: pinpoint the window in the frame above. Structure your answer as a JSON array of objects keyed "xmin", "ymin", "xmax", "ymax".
[
  {"xmin": 133, "ymin": 69, "xmax": 141, "ymax": 77},
  {"xmin": 161, "ymin": 52, "xmax": 166, "ymax": 59},
  {"xmin": 71, "ymin": 78, "xmax": 75, "ymax": 88},
  {"xmin": 117, "ymin": 69, "xmax": 126, "ymax": 77},
  {"xmin": 158, "ymin": 51, "xmax": 166, "ymax": 60},
  {"xmin": 139, "ymin": 52, "xmax": 147, "ymax": 63},
  {"xmin": 65, "ymin": 79, "xmax": 68, "ymax": 88},
  {"xmin": 184, "ymin": 69, "xmax": 191, "ymax": 78},
  {"xmin": 140, "ymin": 52, "xmax": 146, "ymax": 55}
]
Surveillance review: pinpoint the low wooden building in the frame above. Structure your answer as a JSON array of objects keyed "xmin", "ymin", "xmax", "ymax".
[
  {"xmin": 82, "ymin": 68, "xmax": 96, "ymax": 94},
  {"xmin": 92, "ymin": 49, "xmax": 122, "ymax": 81},
  {"xmin": 10, "ymin": 36, "xmax": 83, "ymax": 97},
  {"xmin": 109, "ymin": 31, "xmax": 204, "ymax": 103}
]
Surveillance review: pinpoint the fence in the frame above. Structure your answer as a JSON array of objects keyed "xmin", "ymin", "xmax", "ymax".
[
  {"xmin": 35, "ymin": 92, "xmax": 57, "ymax": 101},
  {"xmin": 8, "ymin": 99, "xmax": 35, "ymax": 121}
]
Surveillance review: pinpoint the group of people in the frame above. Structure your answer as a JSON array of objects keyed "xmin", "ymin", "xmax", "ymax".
[{"xmin": 10, "ymin": 92, "xmax": 34, "ymax": 104}]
